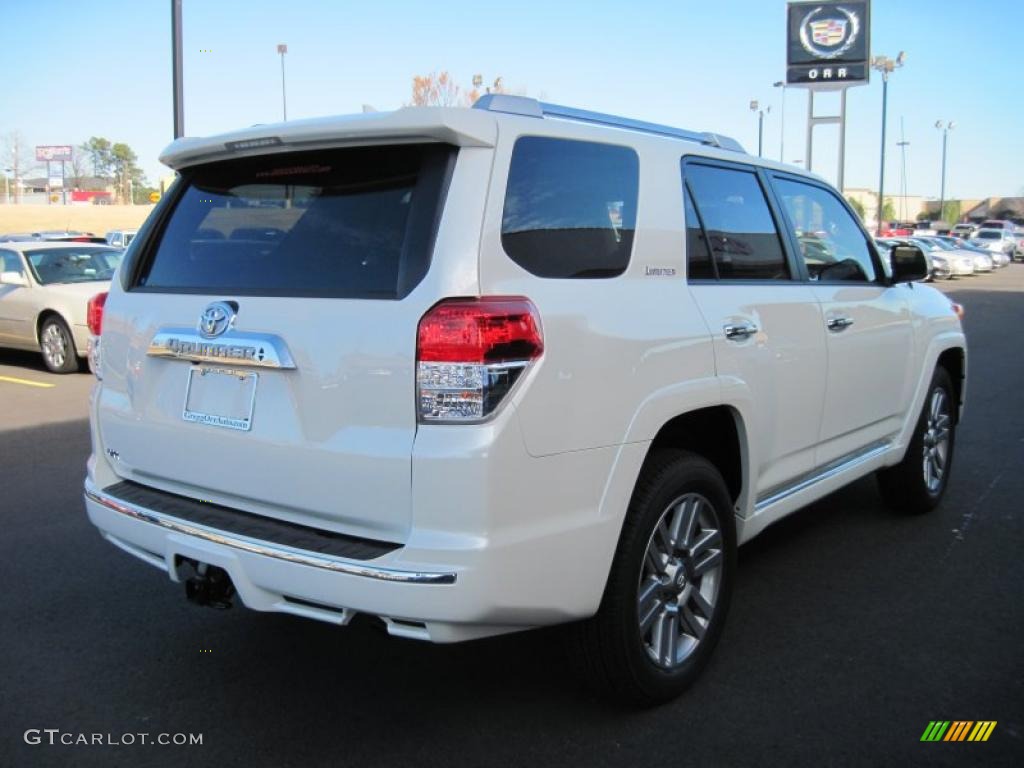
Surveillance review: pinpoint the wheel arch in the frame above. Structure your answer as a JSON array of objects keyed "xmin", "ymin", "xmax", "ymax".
[
  {"xmin": 35, "ymin": 308, "xmax": 68, "ymax": 343},
  {"xmin": 936, "ymin": 346, "xmax": 965, "ymax": 424}
]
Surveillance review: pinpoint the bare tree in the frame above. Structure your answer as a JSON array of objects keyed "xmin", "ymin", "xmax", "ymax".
[
  {"xmin": 410, "ymin": 71, "xmax": 463, "ymax": 107},
  {"xmin": 2, "ymin": 131, "xmax": 39, "ymax": 204},
  {"xmin": 68, "ymin": 148, "xmax": 90, "ymax": 189}
]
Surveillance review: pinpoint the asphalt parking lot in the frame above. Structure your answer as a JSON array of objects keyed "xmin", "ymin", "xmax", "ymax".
[{"xmin": 1, "ymin": 268, "xmax": 1022, "ymax": 768}]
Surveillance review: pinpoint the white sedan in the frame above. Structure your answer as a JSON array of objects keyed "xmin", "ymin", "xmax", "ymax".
[{"xmin": 0, "ymin": 241, "xmax": 121, "ymax": 372}]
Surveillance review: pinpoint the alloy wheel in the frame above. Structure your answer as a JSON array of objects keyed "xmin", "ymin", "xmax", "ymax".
[
  {"xmin": 637, "ymin": 493, "xmax": 723, "ymax": 669},
  {"xmin": 42, "ymin": 323, "xmax": 68, "ymax": 369},
  {"xmin": 922, "ymin": 387, "xmax": 951, "ymax": 493}
]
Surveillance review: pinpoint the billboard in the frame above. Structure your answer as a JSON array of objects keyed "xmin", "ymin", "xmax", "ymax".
[
  {"xmin": 35, "ymin": 145, "xmax": 73, "ymax": 162},
  {"xmin": 786, "ymin": 2, "xmax": 870, "ymax": 86}
]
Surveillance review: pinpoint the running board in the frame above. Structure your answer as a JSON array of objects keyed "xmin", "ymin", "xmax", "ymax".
[{"xmin": 754, "ymin": 441, "xmax": 892, "ymax": 513}]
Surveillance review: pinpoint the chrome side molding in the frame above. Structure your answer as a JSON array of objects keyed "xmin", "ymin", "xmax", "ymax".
[
  {"xmin": 754, "ymin": 440, "xmax": 892, "ymax": 513},
  {"xmin": 147, "ymin": 328, "xmax": 296, "ymax": 369}
]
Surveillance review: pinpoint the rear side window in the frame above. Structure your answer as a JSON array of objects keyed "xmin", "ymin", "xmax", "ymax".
[
  {"xmin": 134, "ymin": 144, "xmax": 454, "ymax": 298},
  {"xmin": 684, "ymin": 163, "xmax": 789, "ymax": 281},
  {"xmin": 501, "ymin": 137, "xmax": 638, "ymax": 278}
]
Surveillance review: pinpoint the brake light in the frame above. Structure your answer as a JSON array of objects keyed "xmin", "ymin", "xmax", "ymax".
[
  {"xmin": 87, "ymin": 291, "xmax": 107, "ymax": 335},
  {"xmin": 417, "ymin": 297, "xmax": 543, "ymax": 422}
]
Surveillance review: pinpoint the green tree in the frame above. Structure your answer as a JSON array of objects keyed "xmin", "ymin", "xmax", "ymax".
[
  {"xmin": 881, "ymin": 198, "xmax": 896, "ymax": 222},
  {"xmin": 940, "ymin": 200, "xmax": 961, "ymax": 224},
  {"xmin": 846, "ymin": 196, "xmax": 865, "ymax": 221},
  {"xmin": 110, "ymin": 142, "xmax": 148, "ymax": 204},
  {"xmin": 81, "ymin": 137, "xmax": 113, "ymax": 179}
]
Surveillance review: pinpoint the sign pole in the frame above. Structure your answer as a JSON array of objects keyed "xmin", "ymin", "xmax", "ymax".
[
  {"xmin": 46, "ymin": 161, "xmax": 51, "ymax": 205},
  {"xmin": 787, "ymin": 1, "xmax": 870, "ymax": 190},
  {"xmin": 838, "ymin": 88, "xmax": 847, "ymax": 191},
  {"xmin": 61, "ymin": 159, "xmax": 67, "ymax": 205}
]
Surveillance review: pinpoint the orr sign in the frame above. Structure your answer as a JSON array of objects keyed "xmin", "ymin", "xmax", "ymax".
[{"xmin": 786, "ymin": 2, "xmax": 870, "ymax": 87}]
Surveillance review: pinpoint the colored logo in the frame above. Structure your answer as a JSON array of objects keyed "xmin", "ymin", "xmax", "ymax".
[
  {"xmin": 810, "ymin": 19, "xmax": 846, "ymax": 46},
  {"xmin": 920, "ymin": 721, "xmax": 997, "ymax": 742},
  {"xmin": 798, "ymin": 5, "xmax": 861, "ymax": 59}
]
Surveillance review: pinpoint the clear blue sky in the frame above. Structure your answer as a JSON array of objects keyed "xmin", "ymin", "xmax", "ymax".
[{"xmin": 3, "ymin": 0, "xmax": 1022, "ymax": 200}]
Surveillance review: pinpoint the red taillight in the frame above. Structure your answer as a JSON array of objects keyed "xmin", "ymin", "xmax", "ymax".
[
  {"xmin": 416, "ymin": 297, "xmax": 543, "ymax": 422},
  {"xmin": 87, "ymin": 291, "xmax": 108, "ymax": 335},
  {"xmin": 417, "ymin": 297, "xmax": 543, "ymax": 363}
]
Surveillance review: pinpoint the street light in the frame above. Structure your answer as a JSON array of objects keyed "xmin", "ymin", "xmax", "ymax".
[
  {"xmin": 773, "ymin": 80, "xmax": 786, "ymax": 162},
  {"xmin": 870, "ymin": 51, "xmax": 906, "ymax": 234},
  {"xmin": 935, "ymin": 120, "xmax": 955, "ymax": 223},
  {"xmin": 277, "ymin": 43, "xmax": 288, "ymax": 121},
  {"xmin": 749, "ymin": 100, "xmax": 770, "ymax": 158}
]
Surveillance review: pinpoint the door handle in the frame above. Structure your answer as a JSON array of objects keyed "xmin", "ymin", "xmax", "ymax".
[
  {"xmin": 827, "ymin": 316, "xmax": 855, "ymax": 332},
  {"xmin": 723, "ymin": 323, "xmax": 758, "ymax": 341}
]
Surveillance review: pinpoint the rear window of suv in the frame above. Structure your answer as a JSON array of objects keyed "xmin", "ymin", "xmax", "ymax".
[
  {"xmin": 501, "ymin": 136, "xmax": 638, "ymax": 278},
  {"xmin": 133, "ymin": 144, "xmax": 455, "ymax": 299}
]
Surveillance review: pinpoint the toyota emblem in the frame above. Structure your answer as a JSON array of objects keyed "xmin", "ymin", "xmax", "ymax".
[{"xmin": 198, "ymin": 301, "xmax": 236, "ymax": 338}]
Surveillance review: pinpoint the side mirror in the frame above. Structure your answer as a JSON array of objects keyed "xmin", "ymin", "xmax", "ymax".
[
  {"xmin": 0, "ymin": 271, "xmax": 27, "ymax": 286},
  {"xmin": 890, "ymin": 245, "xmax": 929, "ymax": 283}
]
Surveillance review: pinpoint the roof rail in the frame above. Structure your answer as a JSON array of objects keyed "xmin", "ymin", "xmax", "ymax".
[{"xmin": 473, "ymin": 94, "xmax": 745, "ymax": 153}]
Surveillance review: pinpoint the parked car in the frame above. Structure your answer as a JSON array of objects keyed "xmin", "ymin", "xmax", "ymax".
[
  {"xmin": 82, "ymin": 95, "xmax": 966, "ymax": 704},
  {"xmin": 0, "ymin": 242, "xmax": 122, "ymax": 372},
  {"xmin": 104, "ymin": 229, "xmax": 138, "ymax": 248},
  {"xmin": 971, "ymin": 228, "xmax": 1019, "ymax": 260},
  {"xmin": 1014, "ymin": 231, "xmax": 1024, "ymax": 261},
  {"xmin": 950, "ymin": 223, "xmax": 978, "ymax": 239},
  {"xmin": 911, "ymin": 237, "xmax": 974, "ymax": 276},
  {"xmin": 936, "ymin": 236, "xmax": 1010, "ymax": 268},
  {"xmin": 978, "ymin": 219, "xmax": 1017, "ymax": 232},
  {"xmin": 919, "ymin": 236, "xmax": 992, "ymax": 273}
]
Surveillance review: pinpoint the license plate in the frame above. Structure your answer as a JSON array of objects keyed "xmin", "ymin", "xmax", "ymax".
[{"xmin": 182, "ymin": 367, "xmax": 258, "ymax": 431}]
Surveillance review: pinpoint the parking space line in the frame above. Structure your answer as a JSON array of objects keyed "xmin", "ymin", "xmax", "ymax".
[{"xmin": 0, "ymin": 375, "xmax": 56, "ymax": 389}]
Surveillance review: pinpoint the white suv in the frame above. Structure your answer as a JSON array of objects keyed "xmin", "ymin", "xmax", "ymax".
[{"xmin": 83, "ymin": 95, "xmax": 967, "ymax": 703}]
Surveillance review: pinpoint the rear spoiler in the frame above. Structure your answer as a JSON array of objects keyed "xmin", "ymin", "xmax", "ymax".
[{"xmin": 160, "ymin": 106, "xmax": 498, "ymax": 170}]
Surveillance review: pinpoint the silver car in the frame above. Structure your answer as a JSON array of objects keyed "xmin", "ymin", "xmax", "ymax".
[
  {"xmin": 920, "ymin": 236, "xmax": 993, "ymax": 272},
  {"xmin": 971, "ymin": 229, "xmax": 1018, "ymax": 261},
  {"xmin": 0, "ymin": 242, "xmax": 121, "ymax": 372},
  {"xmin": 911, "ymin": 237, "xmax": 974, "ymax": 277},
  {"xmin": 937, "ymin": 235, "xmax": 1010, "ymax": 268}
]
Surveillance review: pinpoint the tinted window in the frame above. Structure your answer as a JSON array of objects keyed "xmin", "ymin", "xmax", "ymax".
[
  {"xmin": 501, "ymin": 137, "xmax": 638, "ymax": 278},
  {"xmin": 684, "ymin": 164, "xmax": 789, "ymax": 280},
  {"xmin": 774, "ymin": 178, "xmax": 878, "ymax": 282},
  {"xmin": 136, "ymin": 144, "xmax": 454, "ymax": 298},
  {"xmin": 0, "ymin": 249, "xmax": 24, "ymax": 276},
  {"xmin": 25, "ymin": 247, "xmax": 119, "ymax": 285},
  {"xmin": 684, "ymin": 185, "xmax": 714, "ymax": 279}
]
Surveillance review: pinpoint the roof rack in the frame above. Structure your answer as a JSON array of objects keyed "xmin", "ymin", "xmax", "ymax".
[{"xmin": 473, "ymin": 94, "xmax": 745, "ymax": 153}]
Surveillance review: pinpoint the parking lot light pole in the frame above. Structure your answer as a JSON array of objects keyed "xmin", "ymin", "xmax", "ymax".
[
  {"xmin": 172, "ymin": 0, "xmax": 184, "ymax": 139},
  {"xmin": 935, "ymin": 120, "xmax": 955, "ymax": 222},
  {"xmin": 750, "ymin": 100, "xmax": 770, "ymax": 158},
  {"xmin": 277, "ymin": 44, "xmax": 288, "ymax": 121},
  {"xmin": 773, "ymin": 81, "xmax": 786, "ymax": 162},
  {"xmin": 871, "ymin": 52, "xmax": 906, "ymax": 235}
]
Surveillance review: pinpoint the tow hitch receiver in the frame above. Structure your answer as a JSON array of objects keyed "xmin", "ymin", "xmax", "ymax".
[{"xmin": 179, "ymin": 559, "xmax": 236, "ymax": 609}]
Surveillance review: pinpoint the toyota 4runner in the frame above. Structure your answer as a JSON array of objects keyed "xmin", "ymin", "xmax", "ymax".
[{"xmin": 84, "ymin": 94, "xmax": 966, "ymax": 703}]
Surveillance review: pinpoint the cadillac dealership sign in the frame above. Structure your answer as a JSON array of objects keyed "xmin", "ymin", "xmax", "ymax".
[{"xmin": 787, "ymin": 2, "xmax": 870, "ymax": 86}]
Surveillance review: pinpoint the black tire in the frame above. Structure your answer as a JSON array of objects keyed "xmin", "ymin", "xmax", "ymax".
[
  {"xmin": 39, "ymin": 315, "xmax": 79, "ymax": 374},
  {"xmin": 567, "ymin": 450, "xmax": 736, "ymax": 705},
  {"xmin": 876, "ymin": 367, "xmax": 956, "ymax": 514}
]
